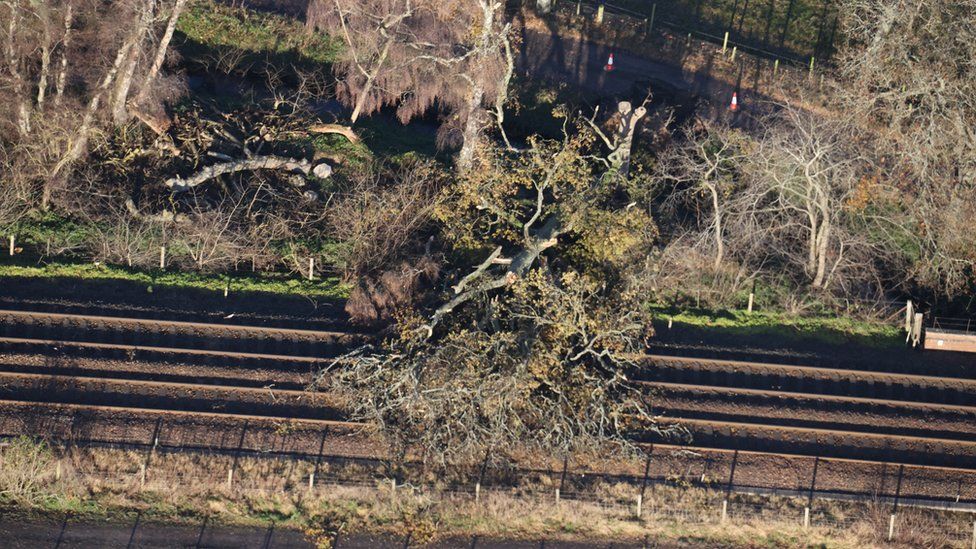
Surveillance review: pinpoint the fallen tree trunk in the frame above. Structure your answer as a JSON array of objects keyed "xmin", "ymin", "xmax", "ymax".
[
  {"xmin": 164, "ymin": 156, "xmax": 316, "ymax": 192},
  {"xmin": 309, "ymin": 123, "xmax": 361, "ymax": 144}
]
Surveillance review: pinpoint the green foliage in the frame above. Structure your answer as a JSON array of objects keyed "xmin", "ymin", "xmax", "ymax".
[
  {"xmin": 177, "ymin": 1, "xmax": 341, "ymax": 65},
  {"xmin": 0, "ymin": 263, "xmax": 349, "ymax": 300},
  {"xmin": 4, "ymin": 212, "xmax": 94, "ymax": 255}
]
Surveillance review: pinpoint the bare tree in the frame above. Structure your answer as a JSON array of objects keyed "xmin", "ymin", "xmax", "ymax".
[
  {"xmin": 308, "ymin": 0, "xmax": 516, "ymax": 170},
  {"xmin": 734, "ymin": 106, "xmax": 890, "ymax": 291},
  {"xmin": 658, "ymin": 119, "xmax": 749, "ymax": 270},
  {"xmin": 328, "ymin": 159, "xmax": 443, "ymax": 279}
]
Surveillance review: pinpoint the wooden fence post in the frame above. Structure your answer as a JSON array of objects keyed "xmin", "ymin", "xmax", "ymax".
[
  {"xmin": 55, "ymin": 461, "xmax": 61, "ymax": 480},
  {"xmin": 140, "ymin": 464, "xmax": 146, "ymax": 488},
  {"xmin": 803, "ymin": 506, "xmax": 810, "ymax": 529},
  {"xmin": 722, "ymin": 31, "xmax": 729, "ymax": 53},
  {"xmin": 308, "ymin": 472, "xmax": 314, "ymax": 494},
  {"xmin": 888, "ymin": 514, "xmax": 895, "ymax": 541},
  {"xmin": 226, "ymin": 467, "xmax": 233, "ymax": 490},
  {"xmin": 721, "ymin": 499, "xmax": 728, "ymax": 522},
  {"xmin": 905, "ymin": 300, "xmax": 914, "ymax": 334},
  {"xmin": 747, "ymin": 293, "xmax": 754, "ymax": 313},
  {"xmin": 8, "ymin": 235, "xmax": 13, "ymax": 256},
  {"xmin": 308, "ymin": 257, "xmax": 315, "ymax": 281},
  {"xmin": 773, "ymin": 59, "xmax": 780, "ymax": 76},
  {"xmin": 636, "ymin": 493, "xmax": 642, "ymax": 518},
  {"xmin": 730, "ymin": 46, "xmax": 737, "ymax": 61},
  {"xmin": 809, "ymin": 56, "xmax": 816, "ymax": 78},
  {"xmin": 475, "ymin": 481, "xmax": 481, "ymax": 502},
  {"xmin": 159, "ymin": 246, "xmax": 166, "ymax": 269},
  {"xmin": 595, "ymin": 3, "xmax": 604, "ymax": 24}
]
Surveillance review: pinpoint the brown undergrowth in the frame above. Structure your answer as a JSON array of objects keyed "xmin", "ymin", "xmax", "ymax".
[{"xmin": 1, "ymin": 439, "xmax": 969, "ymax": 548}]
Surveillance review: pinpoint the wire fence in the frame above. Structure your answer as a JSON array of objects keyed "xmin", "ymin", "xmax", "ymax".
[
  {"xmin": 558, "ymin": 0, "xmax": 836, "ymax": 68},
  {"xmin": 70, "ymin": 458, "xmax": 976, "ymax": 547},
  {"xmin": 28, "ymin": 437, "xmax": 976, "ymax": 547}
]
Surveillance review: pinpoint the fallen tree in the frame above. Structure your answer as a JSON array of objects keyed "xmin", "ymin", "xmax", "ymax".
[{"xmin": 164, "ymin": 156, "xmax": 324, "ymax": 192}]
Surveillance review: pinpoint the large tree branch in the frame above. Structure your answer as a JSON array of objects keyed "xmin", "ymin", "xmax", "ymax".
[
  {"xmin": 165, "ymin": 156, "xmax": 321, "ymax": 192},
  {"xmin": 422, "ymin": 215, "xmax": 567, "ymax": 338}
]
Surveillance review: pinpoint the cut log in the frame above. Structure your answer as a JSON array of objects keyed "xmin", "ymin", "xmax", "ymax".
[
  {"xmin": 131, "ymin": 105, "xmax": 173, "ymax": 135},
  {"xmin": 164, "ymin": 156, "xmax": 319, "ymax": 192},
  {"xmin": 309, "ymin": 124, "xmax": 361, "ymax": 144}
]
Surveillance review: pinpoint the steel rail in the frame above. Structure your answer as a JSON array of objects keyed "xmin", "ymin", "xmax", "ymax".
[
  {"xmin": 637, "ymin": 380, "xmax": 976, "ymax": 414},
  {"xmin": 0, "ymin": 308, "xmax": 357, "ymax": 339}
]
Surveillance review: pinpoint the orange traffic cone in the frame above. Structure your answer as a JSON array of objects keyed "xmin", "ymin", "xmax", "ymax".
[
  {"xmin": 604, "ymin": 53, "xmax": 615, "ymax": 72},
  {"xmin": 729, "ymin": 92, "xmax": 739, "ymax": 112}
]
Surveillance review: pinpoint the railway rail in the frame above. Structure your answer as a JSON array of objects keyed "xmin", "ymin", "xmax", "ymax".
[{"xmin": 2, "ymin": 306, "xmax": 976, "ymax": 486}]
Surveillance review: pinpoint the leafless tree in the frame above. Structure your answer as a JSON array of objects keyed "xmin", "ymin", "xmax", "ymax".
[
  {"xmin": 658, "ymin": 119, "xmax": 749, "ymax": 271},
  {"xmin": 327, "ymin": 158, "xmax": 443, "ymax": 279},
  {"xmin": 1, "ymin": 0, "xmax": 187, "ymax": 208},
  {"xmin": 308, "ymin": 0, "xmax": 516, "ymax": 170},
  {"xmin": 732, "ymin": 105, "xmax": 893, "ymax": 292}
]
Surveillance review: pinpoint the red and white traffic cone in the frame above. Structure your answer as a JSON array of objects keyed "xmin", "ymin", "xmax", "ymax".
[
  {"xmin": 729, "ymin": 92, "xmax": 739, "ymax": 112},
  {"xmin": 604, "ymin": 53, "xmax": 615, "ymax": 72}
]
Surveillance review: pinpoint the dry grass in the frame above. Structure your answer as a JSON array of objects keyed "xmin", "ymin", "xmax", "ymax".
[{"xmin": 1, "ymin": 443, "xmax": 970, "ymax": 548}]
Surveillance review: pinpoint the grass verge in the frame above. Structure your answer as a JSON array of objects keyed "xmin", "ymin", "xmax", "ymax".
[
  {"xmin": 0, "ymin": 262, "xmax": 349, "ymax": 300},
  {"xmin": 2, "ymin": 441, "xmax": 935, "ymax": 548},
  {"xmin": 648, "ymin": 304, "xmax": 903, "ymax": 349}
]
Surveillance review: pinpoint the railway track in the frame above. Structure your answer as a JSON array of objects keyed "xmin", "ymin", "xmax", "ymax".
[
  {"xmin": 0, "ymin": 309, "xmax": 362, "ymax": 359},
  {"xmin": 0, "ymin": 370, "xmax": 343, "ymax": 421},
  {"xmin": 2, "ymin": 307, "xmax": 976, "ymax": 472}
]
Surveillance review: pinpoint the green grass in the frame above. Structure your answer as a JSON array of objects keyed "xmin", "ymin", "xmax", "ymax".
[
  {"xmin": 0, "ymin": 263, "xmax": 349, "ymax": 300},
  {"xmin": 177, "ymin": 0, "xmax": 341, "ymax": 66},
  {"xmin": 647, "ymin": 304, "xmax": 902, "ymax": 348}
]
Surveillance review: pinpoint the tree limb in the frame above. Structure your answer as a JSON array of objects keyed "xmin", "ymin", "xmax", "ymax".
[{"xmin": 165, "ymin": 156, "xmax": 319, "ymax": 192}]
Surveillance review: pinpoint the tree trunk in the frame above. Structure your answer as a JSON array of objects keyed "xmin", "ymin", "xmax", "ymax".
[
  {"xmin": 609, "ymin": 101, "xmax": 647, "ymax": 178},
  {"xmin": 457, "ymin": 83, "xmax": 486, "ymax": 172},
  {"xmin": 36, "ymin": 5, "xmax": 52, "ymax": 110},
  {"xmin": 5, "ymin": 7, "xmax": 30, "ymax": 137},
  {"xmin": 457, "ymin": 0, "xmax": 500, "ymax": 172},
  {"xmin": 136, "ymin": 0, "xmax": 188, "ymax": 107},
  {"xmin": 812, "ymin": 218, "xmax": 830, "ymax": 288},
  {"xmin": 164, "ymin": 156, "xmax": 317, "ymax": 192},
  {"xmin": 707, "ymin": 183, "xmax": 724, "ymax": 270},
  {"xmin": 46, "ymin": 36, "xmax": 135, "ymax": 208},
  {"xmin": 350, "ymin": 34, "xmax": 393, "ymax": 123},
  {"xmin": 54, "ymin": 3, "xmax": 74, "ymax": 107},
  {"xmin": 112, "ymin": 0, "xmax": 155, "ymax": 125}
]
